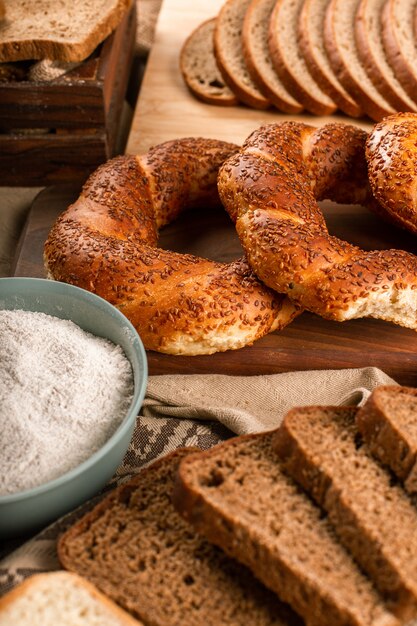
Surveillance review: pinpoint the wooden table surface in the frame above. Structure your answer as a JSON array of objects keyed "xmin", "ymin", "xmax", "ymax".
[{"xmin": 13, "ymin": 0, "xmax": 417, "ymax": 384}]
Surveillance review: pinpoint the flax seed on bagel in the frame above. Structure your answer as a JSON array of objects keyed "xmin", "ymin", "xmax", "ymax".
[
  {"xmin": 44, "ymin": 138, "xmax": 299, "ymax": 355},
  {"xmin": 218, "ymin": 116, "xmax": 417, "ymax": 330}
]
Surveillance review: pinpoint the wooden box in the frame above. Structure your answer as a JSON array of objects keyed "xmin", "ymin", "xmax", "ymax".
[{"xmin": 0, "ymin": 4, "xmax": 136, "ymax": 186}]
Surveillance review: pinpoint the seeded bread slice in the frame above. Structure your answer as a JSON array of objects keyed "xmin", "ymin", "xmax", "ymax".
[
  {"xmin": 242, "ymin": 0, "xmax": 303, "ymax": 114},
  {"xmin": 268, "ymin": 0, "xmax": 337, "ymax": 116},
  {"xmin": 0, "ymin": 572, "xmax": 143, "ymax": 626},
  {"xmin": 214, "ymin": 0, "xmax": 270, "ymax": 109},
  {"xmin": 324, "ymin": 0, "xmax": 395, "ymax": 121},
  {"xmin": 174, "ymin": 432, "xmax": 399, "ymax": 626},
  {"xmin": 0, "ymin": 0, "xmax": 131, "ymax": 63},
  {"xmin": 298, "ymin": 0, "xmax": 363, "ymax": 117},
  {"xmin": 355, "ymin": 0, "xmax": 417, "ymax": 112},
  {"xmin": 274, "ymin": 406, "xmax": 417, "ymax": 621},
  {"xmin": 356, "ymin": 385, "xmax": 417, "ymax": 493},
  {"xmin": 58, "ymin": 448, "xmax": 299, "ymax": 626},
  {"xmin": 180, "ymin": 19, "xmax": 239, "ymax": 107}
]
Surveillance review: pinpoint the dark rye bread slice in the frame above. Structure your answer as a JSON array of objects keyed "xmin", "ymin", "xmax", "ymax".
[
  {"xmin": 356, "ymin": 385, "xmax": 417, "ymax": 493},
  {"xmin": 274, "ymin": 406, "xmax": 417, "ymax": 621},
  {"xmin": 355, "ymin": 0, "xmax": 417, "ymax": 112},
  {"xmin": 298, "ymin": 0, "xmax": 363, "ymax": 117},
  {"xmin": 180, "ymin": 19, "xmax": 239, "ymax": 107},
  {"xmin": 268, "ymin": 0, "xmax": 337, "ymax": 116},
  {"xmin": 324, "ymin": 0, "xmax": 395, "ymax": 121},
  {"xmin": 173, "ymin": 432, "xmax": 399, "ymax": 626},
  {"xmin": 214, "ymin": 0, "xmax": 270, "ymax": 109},
  {"xmin": 381, "ymin": 0, "xmax": 417, "ymax": 103},
  {"xmin": 58, "ymin": 448, "xmax": 300, "ymax": 626},
  {"xmin": 242, "ymin": 0, "xmax": 303, "ymax": 114}
]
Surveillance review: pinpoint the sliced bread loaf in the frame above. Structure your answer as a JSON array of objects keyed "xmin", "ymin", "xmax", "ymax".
[
  {"xmin": 324, "ymin": 0, "xmax": 395, "ymax": 121},
  {"xmin": 242, "ymin": 0, "xmax": 303, "ymax": 113},
  {"xmin": 356, "ymin": 385, "xmax": 417, "ymax": 493},
  {"xmin": 381, "ymin": 0, "xmax": 417, "ymax": 102},
  {"xmin": 0, "ymin": 0, "xmax": 131, "ymax": 63},
  {"xmin": 58, "ymin": 448, "xmax": 299, "ymax": 626},
  {"xmin": 0, "ymin": 571, "xmax": 142, "ymax": 626},
  {"xmin": 174, "ymin": 432, "xmax": 399, "ymax": 626},
  {"xmin": 180, "ymin": 19, "xmax": 239, "ymax": 107},
  {"xmin": 355, "ymin": 0, "xmax": 417, "ymax": 112},
  {"xmin": 213, "ymin": 0, "xmax": 270, "ymax": 109},
  {"xmin": 298, "ymin": 0, "xmax": 363, "ymax": 117},
  {"xmin": 268, "ymin": 0, "xmax": 337, "ymax": 116},
  {"xmin": 274, "ymin": 406, "xmax": 417, "ymax": 621}
]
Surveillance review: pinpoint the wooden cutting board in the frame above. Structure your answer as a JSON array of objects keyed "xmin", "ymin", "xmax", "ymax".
[
  {"xmin": 12, "ymin": 0, "xmax": 417, "ymax": 383},
  {"xmin": 12, "ymin": 186, "xmax": 417, "ymax": 385}
]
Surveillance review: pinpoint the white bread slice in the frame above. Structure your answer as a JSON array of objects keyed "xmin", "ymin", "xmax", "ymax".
[
  {"xmin": 242, "ymin": 0, "xmax": 303, "ymax": 114},
  {"xmin": 381, "ymin": 0, "xmax": 417, "ymax": 102},
  {"xmin": 0, "ymin": 0, "xmax": 131, "ymax": 63},
  {"xmin": 0, "ymin": 572, "xmax": 142, "ymax": 626},
  {"xmin": 180, "ymin": 18, "xmax": 239, "ymax": 107},
  {"xmin": 298, "ymin": 0, "xmax": 363, "ymax": 117},
  {"xmin": 355, "ymin": 0, "xmax": 417, "ymax": 112},
  {"xmin": 268, "ymin": 0, "xmax": 337, "ymax": 116},
  {"xmin": 324, "ymin": 0, "xmax": 395, "ymax": 121},
  {"xmin": 214, "ymin": 0, "xmax": 271, "ymax": 109}
]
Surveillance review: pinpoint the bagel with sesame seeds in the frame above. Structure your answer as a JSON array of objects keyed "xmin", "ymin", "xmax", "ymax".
[
  {"xmin": 43, "ymin": 137, "xmax": 299, "ymax": 355},
  {"xmin": 218, "ymin": 114, "xmax": 417, "ymax": 330}
]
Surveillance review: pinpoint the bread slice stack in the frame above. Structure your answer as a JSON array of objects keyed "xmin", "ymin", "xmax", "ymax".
[
  {"xmin": 49, "ymin": 382, "xmax": 417, "ymax": 626},
  {"xmin": 180, "ymin": 0, "xmax": 417, "ymax": 121}
]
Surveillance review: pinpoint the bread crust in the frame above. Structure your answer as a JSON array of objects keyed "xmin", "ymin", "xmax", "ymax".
[
  {"xmin": 44, "ymin": 137, "xmax": 299, "ymax": 355},
  {"xmin": 0, "ymin": 0, "xmax": 132, "ymax": 63},
  {"xmin": 242, "ymin": 0, "xmax": 303, "ymax": 114},
  {"xmin": 0, "ymin": 571, "xmax": 142, "ymax": 625},
  {"xmin": 180, "ymin": 18, "xmax": 239, "ymax": 107},
  {"xmin": 355, "ymin": 0, "xmax": 417, "ymax": 112},
  {"xmin": 298, "ymin": 0, "xmax": 363, "ymax": 117},
  {"xmin": 268, "ymin": 0, "xmax": 337, "ymax": 116},
  {"xmin": 324, "ymin": 0, "xmax": 395, "ymax": 121},
  {"xmin": 213, "ymin": 0, "xmax": 271, "ymax": 109},
  {"xmin": 218, "ymin": 116, "xmax": 417, "ymax": 330},
  {"xmin": 381, "ymin": 0, "xmax": 417, "ymax": 103}
]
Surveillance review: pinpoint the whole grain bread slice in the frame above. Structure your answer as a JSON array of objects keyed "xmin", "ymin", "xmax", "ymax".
[
  {"xmin": 242, "ymin": 0, "xmax": 303, "ymax": 114},
  {"xmin": 180, "ymin": 19, "xmax": 239, "ymax": 107},
  {"xmin": 0, "ymin": 571, "xmax": 143, "ymax": 626},
  {"xmin": 274, "ymin": 405, "xmax": 417, "ymax": 621},
  {"xmin": 356, "ymin": 385, "xmax": 417, "ymax": 493},
  {"xmin": 214, "ymin": 0, "xmax": 271, "ymax": 109},
  {"xmin": 381, "ymin": 0, "xmax": 417, "ymax": 102},
  {"xmin": 355, "ymin": 0, "xmax": 417, "ymax": 112},
  {"xmin": 0, "ymin": 0, "xmax": 131, "ymax": 63},
  {"xmin": 174, "ymin": 432, "xmax": 399, "ymax": 626},
  {"xmin": 298, "ymin": 0, "xmax": 363, "ymax": 117},
  {"xmin": 268, "ymin": 0, "xmax": 337, "ymax": 116},
  {"xmin": 58, "ymin": 448, "xmax": 300, "ymax": 626},
  {"xmin": 324, "ymin": 0, "xmax": 395, "ymax": 121}
]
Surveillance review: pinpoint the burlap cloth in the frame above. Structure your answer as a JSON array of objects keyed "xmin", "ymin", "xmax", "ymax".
[{"xmin": 0, "ymin": 366, "xmax": 397, "ymax": 596}]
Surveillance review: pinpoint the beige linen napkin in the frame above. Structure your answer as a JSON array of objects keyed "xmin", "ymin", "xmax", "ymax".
[
  {"xmin": 0, "ymin": 367, "xmax": 398, "ymax": 595},
  {"xmin": 142, "ymin": 366, "xmax": 398, "ymax": 435}
]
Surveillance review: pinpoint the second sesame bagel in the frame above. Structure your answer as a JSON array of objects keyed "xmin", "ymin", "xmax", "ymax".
[{"xmin": 218, "ymin": 116, "xmax": 417, "ymax": 330}]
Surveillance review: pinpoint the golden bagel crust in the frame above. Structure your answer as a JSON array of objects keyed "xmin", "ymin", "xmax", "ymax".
[
  {"xmin": 44, "ymin": 138, "xmax": 299, "ymax": 355},
  {"xmin": 218, "ymin": 117, "xmax": 417, "ymax": 329},
  {"xmin": 367, "ymin": 112, "xmax": 417, "ymax": 236}
]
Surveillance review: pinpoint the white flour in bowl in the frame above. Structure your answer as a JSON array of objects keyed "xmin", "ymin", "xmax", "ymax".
[{"xmin": 0, "ymin": 310, "xmax": 134, "ymax": 495}]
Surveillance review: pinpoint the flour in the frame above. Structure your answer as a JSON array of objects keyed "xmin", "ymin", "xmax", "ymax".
[{"xmin": 0, "ymin": 310, "xmax": 134, "ymax": 495}]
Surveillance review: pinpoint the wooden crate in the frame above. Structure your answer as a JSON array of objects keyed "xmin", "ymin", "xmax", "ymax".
[{"xmin": 0, "ymin": 4, "xmax": 136, "ymax": 186}]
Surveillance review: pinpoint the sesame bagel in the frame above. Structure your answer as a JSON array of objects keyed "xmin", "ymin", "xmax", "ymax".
[
  {"xmin": 218, "ymin": 116, "xmax": 417, "ymax": 329},
  {"xmin": 44, "ymin": 138, "xmax": 299, "ymax": 355}
]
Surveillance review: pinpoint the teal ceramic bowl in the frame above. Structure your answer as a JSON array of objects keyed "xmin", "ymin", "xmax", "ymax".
[{"xmin": 0, "ymin": 277, "xmax": 148, "ymax": 538}]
